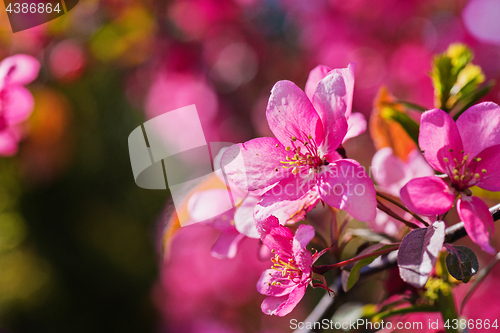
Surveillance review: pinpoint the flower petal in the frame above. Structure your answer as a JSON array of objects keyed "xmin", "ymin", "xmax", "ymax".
[
  {"xmin": 400, "ymin": 176, "xmax": 455, "ymax": 215},
  {"xmin": 261, "ymin": 283, "xmax": 307, "ymax": 316},
  {"xmin": 188, "ymin": 189, "xmax": 236, "ymax": 225},
  {"xmin": 256, "ymin": 216, "xmax": 294, "ymax": 256},
  {"xmin": 317, "ymin": 159, "xmax": 377, "ymax": 221},
  {"xmin": 0, "ymin": 54, "xmax": 40, "ymax": 86},
  {"xmin": 343, "ymin": 112, "xmax": 367, "ymax": 142},
  {"xmin": 266, "ymin": 80, "xmax": 323, "ymax": 147},
  {"xmin": 312, "ymin": 67, "xmax": 352, "ymax": 156},
  {"xmin": 456, "ymin": 102, "xmax": 500, "ymax": 159},
  {"xmin": 220, "ymin": 138, "xmax": 292, "ymax": 191},
  {"xmin": 457, "ymin": 196, "xmax": 495, "ymax": 254},
  {"xmin": 234, "ymin": 194, "xmax": 260, "ymax": 239},
  {"xmin": 474, "ymin": 144, "xmax": 500, "ymax": 191},
  {"xmin": 254, "ymin": 190, "xmax": 320, "ymax": 225},
  {"xmin": 259, "ymin": 171, "xmax": 316, "ymax": 204},
  {"xmin": 0, "ymin": 129, "xmax": 19, "ymax": 156},
  {"xmin": 257, "ymin": 269, "xmax": 296, "ymax": 297},
  {"xmin": 292, "ymin": 225, "xmax": 314, "ymax": 273},
  {"xmin": 372, "ymin": 147, "xmax": 406, "ymax": 196},
  {"xmin": 210, "ymin": 229, "xmax": 246, "ymax": 259},
  {"xmin": 419, "ymin": 109, "xmax": 463, "ymax": 173},
  {"xmin": 3, "ymin": 86, "xmax": 34, "ymax": 125},
  {"xmin": 304, "ymin": 65, "xmax": 332, "ymax": 101}
]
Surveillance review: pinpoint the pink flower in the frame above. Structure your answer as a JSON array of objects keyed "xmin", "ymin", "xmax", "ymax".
[
  {"xmin": 222, "ymin": 64, "xmax": 376, "ymax": 222},
  {"xmin": 400, "ymin": 103, "xmax": 500, "ymax": 253},
  {"xmin": 0, "ymin": 54, "xmax": 40, "ymax": 156},
  {"xmin": 256, "ymin": 216, "xmax": 316, "ymax": 316}
]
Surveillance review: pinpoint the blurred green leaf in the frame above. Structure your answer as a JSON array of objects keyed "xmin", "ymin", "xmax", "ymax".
[
  {"xmin": 381, "ymin": 108, "xmax": 420, "ymax": 146},
  {"xmin": 345, "ymin": 245, "xmax": 394, "ymax": 292}
]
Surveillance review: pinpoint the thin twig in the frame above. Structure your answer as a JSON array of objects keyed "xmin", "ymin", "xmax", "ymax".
[{"xmin": 377, "ymin": 192, "xmax": 429, "ymax": 226}]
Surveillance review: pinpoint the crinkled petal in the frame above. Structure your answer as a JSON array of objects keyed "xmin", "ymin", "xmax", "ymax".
[
  {"xmin": 343, "ymin": 112, "xmax": 367, "ymax": 142},
  {"xmin": 266, "ymin": 80, "xmax": 323, "ymax": 147},
  {"xmin": 234, "ymin": 194, "xmax": 260, "ymax": 239},
  {"xmin": 0, "ymin": 54, "xmax": 40, "ymax": 85},
  {"xmin": 220, "ymin": 138, "xmax": 292, "ymax": 191},
  {"xmin": 474, "ymin": 144, "xmax": 500, "ymax": 191},
  {"xmin": 255, "ymin": 190, "xmax": 320, "ymax": 224},
  {"xmin": 400, "ymin": 177, "xmax": 455, "ymax": 215},
  {"xmin": 256, "ymin": 216, "xmax": 294, "ymax": 255},
  {"xmin": 257, "ymin": 269, "xmax": 296, "ymax": 297},
  {"xmin": 457, "ymin": 196, "xmax": 495, "ymax": 254},
  {"xmin": 3, "ymin": 86, "xmax": 34, "ymax": 125},
  {"xmin": 456, "ymin": 102, "xmax": 500, "ymax": 159},
  {"xmin": 210, "ymin": 229, "xmax": 246, "ymax": 259},
  {"xmin": 261, "ymin": 283, "xmax": 307, "ymax": 316},
  {"xmin": 419, "ymin": 109, "xmax": 464, "ymax": 174},
  {"xmin": 259, "ymin": 171, "xmax": 316, "ymax": 204},
  {"xmin": 317, "ymin": 159, "xmax": 377, "ymax": 221},
  {"xmin": 304, "ymin": 65, "xmax": 332, "ymax": 101},
  {"xmin": 292, "ymin": 225, "xmax": 314, "ymax": 273},
  {"xmin": 313, "ymin": 66, "xmax": 352, "ymax": 156}
]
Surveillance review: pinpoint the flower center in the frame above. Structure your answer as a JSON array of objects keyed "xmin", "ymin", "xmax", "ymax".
[
  {"xmin": 267, "ymin": 253, "xmax": 302, "ymax": 285},
  {"xmin": 280, "ymin": 135, "xmax": 326, "ymax": 175},
  {"xmin": 443, "ymin": 149, "xmax": 487, "ymax": 191}
]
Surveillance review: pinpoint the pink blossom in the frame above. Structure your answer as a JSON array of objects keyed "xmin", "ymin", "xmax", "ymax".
[
  {"xmin": 0, "ymin": 54, "xmax": 40, "ymax": 156},
  {"xmin": 400, "ymin": 103, "xmax": 500, "ymax": 253},
  {"xmin": 222, "ymin": 64, "xmax": 377, "ymax": 222},
  {"xmin": 256, "ymin": 216, "xmax": 316, "ymax": 316}
]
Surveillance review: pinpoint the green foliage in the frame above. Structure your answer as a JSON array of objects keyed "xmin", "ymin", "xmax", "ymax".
[
  {"xmin": 380, "ymin": 107, "xmax": 420, "ymax": 146},
  {"xmin": 445, "ymin": 245, "xmax": 479, "ymax": 282},
  {"xmin": 430, "ymin": 43, "xmax": 493, "ymax": 114}
]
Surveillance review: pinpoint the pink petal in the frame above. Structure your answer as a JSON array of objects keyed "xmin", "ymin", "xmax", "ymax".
[
  {"xmin": 220, "ymin": 138, "xmax": 292, "ymax": 191},
  {"xmin": 397, "ymin": 221, "xmax": 445, "ymax": 288},
  {"xmin": 406, "ymin": 149, "xmax": 435, "ymax": 180},
  {"xmin": 210, "ymin": 229, "xmax": 246, "ymax": 259},
  {"xmin": 456, "ymin": 102, "xmax": 500, "ymax": 159},
  {"xmin": 257, "ymin": 269, "xmax": 296, "ymax": 297},
  {"xmin": 343, "ymin": 112, "xmax": 367, "ymax": 142},
  {"xmin": 457, "ymin": 196, "xmax": 495, "ymax": 254},
  {"xmin": 234, "ymin": 194, "xmax": 260, "ymax": 239},
  {"xmin": 317, "ymin": 159, "xmax": 377, "ymax": 222},
  {"xmin": 256, "ymin": 216, "xmax": 294, "ymax": 255},
  {"xmin": 266, "ymin": 80, "xmax": 323, "ymax": 148},
  {"xmin": 259, "ymin": 171, "xmax": 316, "ymax": 204},
  {"xmin": 400, "ymin": 176, "xmax": 455, "ymax": 215},
  {"xmin": 312, "ymin": 68, "xmax": 352, "ymax": 156},
  {"xmin": 372, "ymin": 147, "xmax": 406, "ymax": 196},
  {"xmin": 187, "ymin": 189, "xmax": 236, "ymax": 225},
  {"xmin": 0, "ymin": 129, "xmax": 19, "ymax": 156},
  {"xmin": 254, "ymin": 190, "xmax": 320, "ymax": 225},
  {"xmin": 304, "ymin": 65, "xmax": 332, "ymax": 101},
  {"xmin": 419, "ymin": 109, "xmax": 464, "ymax": 174},
  {"xmin": 3, "ymin": 86, "xmax": 34, "ymax": 125},
  {"xmin": 261, "ymin": 283, "xmax": 307, "ymax": 316},
  {"xmin": 0, "ymin": 54, "xmax": 40, "ymax": 85},
  {"xmin": 474, "ymin": 144, "xmax": 500, "ymax": 191},
  {"xmin": 292, "ymin": 225, "xmax": 314, "ymax": 273}
]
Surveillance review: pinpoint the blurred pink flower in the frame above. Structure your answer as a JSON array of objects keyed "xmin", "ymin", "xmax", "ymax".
[
  {"xmin": 400, "ymin": 103, "xmax": 500, "ymax": 253},
  {"xmin": 0, "ymin": 54, "xmax": 40, "ymax": 156}
]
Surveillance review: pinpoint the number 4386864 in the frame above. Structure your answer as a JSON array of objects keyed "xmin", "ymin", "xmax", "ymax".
[
  {"xmin": 444, "ymin": 319, "xmax": 498, "ymax": 330},
  {"xmin": 6, "ymin": 2, "xmax": 61, "ymax": 14}
]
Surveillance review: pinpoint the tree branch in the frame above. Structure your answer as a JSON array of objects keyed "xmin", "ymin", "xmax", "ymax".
[{"xmin": 294, "ymin": 203, "xmax": 500, "ymax": 333}]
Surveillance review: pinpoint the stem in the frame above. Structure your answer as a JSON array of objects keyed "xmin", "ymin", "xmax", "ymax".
[
  {"xmin": 377, "ymin": 192, "xmax": 429, "ymax": 226},
  {"xmin": 312, "ymin": 245, "xmax": 399, "ymax": 275},
  {"xmin": 377, "ymin": 201, "xmax": 421, "ymax": 229}
]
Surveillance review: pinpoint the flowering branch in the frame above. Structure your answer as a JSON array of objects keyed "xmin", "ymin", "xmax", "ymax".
[{"xmin": 294, "ymin": 203, "xmax": 500, "ymax": 333}]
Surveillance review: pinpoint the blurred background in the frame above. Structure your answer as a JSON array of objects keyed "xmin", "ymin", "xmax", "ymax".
[{"xmin": 0, "ymin": 0, "xmax": 499, "ymax": 332}]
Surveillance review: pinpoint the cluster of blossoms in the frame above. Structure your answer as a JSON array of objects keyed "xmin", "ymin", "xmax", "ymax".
[{"xmin": 183, "ymin": 63, "xmax": 499, "ymax": 317}]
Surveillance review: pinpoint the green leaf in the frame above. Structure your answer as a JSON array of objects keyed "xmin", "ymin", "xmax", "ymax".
[
  {"xmin": 380, "ymin": 108, "xmax": 420, "ymax": 145},
  {"xmin": 431, "ymin": 54, "xmax": 454, "ymax": 110},
  {"xmin": 345, "ymin": 245, "xmax": 394, "ymax": 292},
  {"xmin": 445, "ymin": 244, "xmax": 479, "ymax": 281},
  {"xmin": 451, "ymin": 80, "xmax": 495, "ymax": 120}
]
